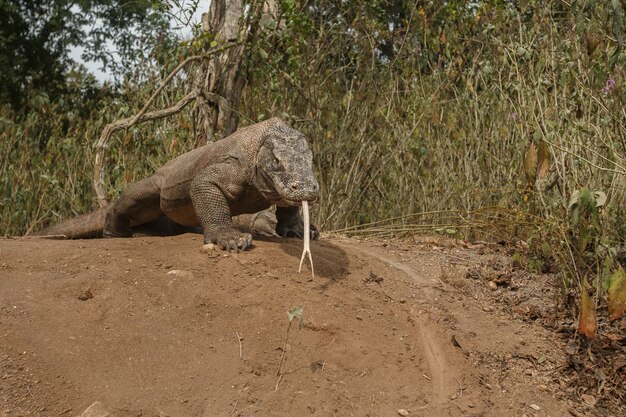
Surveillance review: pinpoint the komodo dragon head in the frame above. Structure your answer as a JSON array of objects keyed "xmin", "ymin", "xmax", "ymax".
[{"xmin": 254, "ymin": 123, "xmax": 319, "ymax": 206}]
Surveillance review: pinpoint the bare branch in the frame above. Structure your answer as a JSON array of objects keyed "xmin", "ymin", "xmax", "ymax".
[
  {"xmin": 130, "ymin": 42, "xmax": 240, "ymax": 127},
  {"xmin": 93, "ymin": 90, "xmax": 199, "ymax": 207},
  {"xmin": 92, "ymin": 42, "xmax": 240, "ymax": 208}
]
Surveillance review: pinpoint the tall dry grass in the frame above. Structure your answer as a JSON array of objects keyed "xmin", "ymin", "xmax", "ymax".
[{"xmin": 1, "ymin": 1, "xmax": 624, "ymax": 248}]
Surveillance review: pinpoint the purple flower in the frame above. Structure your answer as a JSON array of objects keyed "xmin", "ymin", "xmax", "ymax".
[
  {"xmin": 602, "ymin": 77, "xmax": 616, "ymax": 94},
  {"xmin": 511, "ymin": 111, "xmax": 518, "ymax": 120}
]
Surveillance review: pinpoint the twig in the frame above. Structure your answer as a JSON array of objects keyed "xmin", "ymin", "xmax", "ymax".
[
  {"xmin": 236, "ymin": 332, "xmax": 243, "ymax": 359},
  {"xmin": 129, "ymin": 43, "xmax": 238, "ymax": 127},
  {"xmin": 278, "ymin": 68, "xmax": 317, "ymax": 110},
  {"xmin": 93, "ymin": 90, "xmax": 200, "ymax": 206},
  {"xmin": 229, "ymin": 400, "xmax": 238, "ymax": 416},
  {"xmin": 454, "ymin": 376, "xmax": 463, "ymax": 400},
  {"xmin": 543, "ymin": 138, "xmax": 626, "ymax": 176},
  {"xmin": 274, "ymin": 374, "xmax": 283, "ymax": 391},
  {"xmin": 276, "ymin": 319, "xmax": 293, "ymax": 377}
]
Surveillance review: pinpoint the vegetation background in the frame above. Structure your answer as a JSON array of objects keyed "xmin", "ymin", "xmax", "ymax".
[{"xmin": 1, "ymin": 1, "xmax": 624, "ymax": 337}]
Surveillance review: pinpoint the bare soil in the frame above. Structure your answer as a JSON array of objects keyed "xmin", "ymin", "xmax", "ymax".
[{"xmin": 0, "ymin": 234, "xmax": 623, "ymax": 417}]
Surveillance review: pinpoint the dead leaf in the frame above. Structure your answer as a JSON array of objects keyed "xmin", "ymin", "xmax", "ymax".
[
  {"xmin": 524, "ymin": 141, "xmax": 538, "ymax": 183},
  {"xmin": 537, "ymin": 140, "xmax": 551, "ymax": 179},
  {"xmin": 607, "ymin": 267, "xmax": 626, "ymax": 321},
  {"xmin": 578, "ymin": 285, "xmax": 596, "ymax": 340}
]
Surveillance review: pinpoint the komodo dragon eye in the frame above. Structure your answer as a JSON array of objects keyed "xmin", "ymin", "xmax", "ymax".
[{"xmin": 272, "ymin": 153, "xmax": 285, "ymax": 170}]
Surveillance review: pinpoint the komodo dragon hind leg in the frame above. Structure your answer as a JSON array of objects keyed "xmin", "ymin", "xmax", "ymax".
[
  {"xmin": 104, "ymin": 176, "xmax": 164, "ymax": 238},
  {"xmin": 276, "ymin": 206, "xmax": 320, "ymax": 240}
]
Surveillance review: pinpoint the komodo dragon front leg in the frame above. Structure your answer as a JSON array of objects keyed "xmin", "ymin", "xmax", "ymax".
[{"xmin": 190, "ymin": 165, "xmax": 254, "ymax": 251}]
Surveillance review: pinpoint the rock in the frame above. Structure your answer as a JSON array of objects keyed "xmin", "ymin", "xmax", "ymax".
[
  {"xmin": 488, "ymin": 281, "xmax": 498, "ymax": 290},
  {"xmin": 78, "ymin": 290, "xmax": 93, "ymax": 301},
  {"xmin": 166, "ymin": 270, "xmax": 193, "ymax": 279},
  {"xmin": 529, "ymin": 403, "xmax": 540, "ymax": 411},
  {"xmin": 201, "ymin": 243, "xmax": 216, "ymax": 252},
  {"xmin": 79, "ymin": 402, "xmax": 114, "ymax": 417},
  {"xmin": 397, "ymin": 409, "xmax": 409, "ymax": 416}
]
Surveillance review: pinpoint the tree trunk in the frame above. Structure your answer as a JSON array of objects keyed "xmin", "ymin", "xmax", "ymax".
[
  {"xmin": 193, "ymin": 0, "xmax": 246, "ymax": 146},
  {"xmin": 192, "ymin": 0, "xmax": 280, "ymax": 146}
]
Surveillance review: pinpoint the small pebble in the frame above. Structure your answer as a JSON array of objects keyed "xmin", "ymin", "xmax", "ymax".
[
  {"xmin": 488, "ymin": 281, "xmax": 498, "ymax": 290},
  {"xmin": 529, "ymin": 403, "xmax": 540, "ymax": 411},
  {"xmin": 397, "ymin": 410, "xmax": 409, "ymax": 416},
  {"xmin": 201, "ymin": 243, "xmax": 216, "ymax": 252},
  {"xmin": 78, "ymin": 290, "xmax": 93, "ymax": 301}
]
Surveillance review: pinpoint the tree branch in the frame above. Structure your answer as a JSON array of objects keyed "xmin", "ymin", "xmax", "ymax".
[
  {"xmin": 130, "ymin": 42, "xmax": 240, "ymax": 126},
  {"xmin": 92, "ymin": 42, "xmax": 240, "ymax": 208},
  {"xmin": 93, "ymin": 90, "xmax": 199, "ymax": 207}
]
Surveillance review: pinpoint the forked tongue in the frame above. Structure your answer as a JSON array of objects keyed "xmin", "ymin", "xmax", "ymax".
[{"xmin": 298, "ymin": 200, "xmax": 314, "ymax": 278}]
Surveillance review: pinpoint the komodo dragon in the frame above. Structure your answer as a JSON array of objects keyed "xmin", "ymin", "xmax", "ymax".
[{"xmin": 34, "ymin": 118, "xmax": 320, "ymax": 250}]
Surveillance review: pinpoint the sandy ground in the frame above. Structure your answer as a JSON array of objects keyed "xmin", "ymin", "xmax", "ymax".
[{"xmin": 0, "ymin": 234, "xmax": 623, "ymax": 417}]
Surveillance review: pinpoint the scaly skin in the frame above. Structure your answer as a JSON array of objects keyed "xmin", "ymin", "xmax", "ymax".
[{"xmin": 34, "ymin": 118, "xmax": 320, "ymax": 250}]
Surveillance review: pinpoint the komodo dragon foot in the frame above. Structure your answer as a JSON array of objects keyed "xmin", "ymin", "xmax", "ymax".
[{"xmin": 210, "ymin": 228, "xmax": 253, "ymax": 251}]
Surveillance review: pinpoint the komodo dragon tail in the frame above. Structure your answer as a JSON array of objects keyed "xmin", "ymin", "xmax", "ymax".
[{"xmin": 32, "ymin": 209, "xmax": 107, "ymax": 239}]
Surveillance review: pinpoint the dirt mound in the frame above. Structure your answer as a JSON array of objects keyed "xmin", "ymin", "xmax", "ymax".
[{"xmin": 0, "ymin": 235, "xmax": 619, "ymax": 416}]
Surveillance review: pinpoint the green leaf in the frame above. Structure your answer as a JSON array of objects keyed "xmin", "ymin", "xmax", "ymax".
[{"xmin": 287, "ymin": 306, "xmax": 303, "ymax": 322}]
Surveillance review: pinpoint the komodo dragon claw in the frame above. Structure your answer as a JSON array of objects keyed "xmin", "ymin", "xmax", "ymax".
[{"xmin": 213, "ymin": 229, "xmax": 253, "ymax": 251}]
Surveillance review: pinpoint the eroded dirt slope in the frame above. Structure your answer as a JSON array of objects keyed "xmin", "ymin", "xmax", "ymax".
[{"xmin": 0, "ymin": 234, "xmax": 614, "ymax": 416}]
